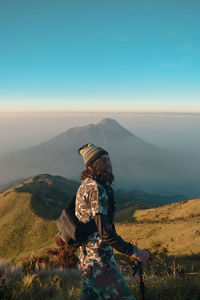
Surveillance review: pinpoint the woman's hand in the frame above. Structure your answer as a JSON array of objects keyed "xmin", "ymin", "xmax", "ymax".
[
  {"xmin": 79, "ymin": 263, "xmax": 88, "ymax": 276},
  {"xmin": 132, "ymin": 249, "xmax": 150, "ymax": 263}
]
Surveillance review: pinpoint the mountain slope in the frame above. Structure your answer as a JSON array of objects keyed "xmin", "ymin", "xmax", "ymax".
[
  {"xmin": 0, "ymin": 174, "xmax": 199, "ymax": 261},
  {"xmin": 114, "ymin": 190, "xmax": 186, "ymax": 222},
  {"xmin": 0, "ymin": 174, "xmax": 79, "ymax": 261},
  {"xmin": 0, "ymin": 178, "xmax": 26, "ymax": 193},
  {"xmin": 116, "ymin": 198, "xmax": 200, "ymax": 256},
  {"xmin": 134, "ymin": 198, "xmax": 200, "ymax": 222}
]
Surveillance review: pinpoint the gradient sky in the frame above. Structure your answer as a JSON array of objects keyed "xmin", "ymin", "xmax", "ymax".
[{"xmin": 0, "ymin": 0, "xmax": 200, "ymax": 112}]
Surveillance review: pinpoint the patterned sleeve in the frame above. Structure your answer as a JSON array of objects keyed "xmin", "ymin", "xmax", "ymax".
[{"xmin": 88, "ymin": 182, "xmax": 109, "ymax": 217}]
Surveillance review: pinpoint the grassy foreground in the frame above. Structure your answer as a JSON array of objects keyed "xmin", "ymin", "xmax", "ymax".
[
  {"xmin": 0, "ymin": 260, "xmax": 81, "ymax": 300},
  {"xmin": 1, "ymin": 253, "xmax": 200, "ymax": 300}
]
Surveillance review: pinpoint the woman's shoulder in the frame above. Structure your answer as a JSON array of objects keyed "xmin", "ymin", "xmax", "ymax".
[
  {"xmin": 77, "ymin": 178, "xmax": 107, "ymax": 200},
  {"xmin": 82, "ymin": 177, "xmax": 97, "ymax": 186},
  {"xmin": 76, "ymin": 178, "xmax": 96, "ymax": 198},
  {"xmin": 80, "ymin": 178, "xmax": 105, "ymax": 192}
]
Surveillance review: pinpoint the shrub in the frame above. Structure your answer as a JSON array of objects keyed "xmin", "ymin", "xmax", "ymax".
[{"xmin": 21, "ymin": 236, "xmax": 78, "ymax": 274}]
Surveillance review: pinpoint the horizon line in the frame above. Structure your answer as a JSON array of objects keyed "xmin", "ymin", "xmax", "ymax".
[{"xmin": 1, "ymin": 110, "xmax": 200, "ymax": 115}]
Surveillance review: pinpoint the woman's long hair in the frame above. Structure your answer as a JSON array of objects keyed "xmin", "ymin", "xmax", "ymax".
[
  {"xmin": 80, "ymin": 156, "xmax": 115, "ymax": 221},
  {"xmin": 80, "ymin": 156, "xmax": 114, "ymax": 185}
]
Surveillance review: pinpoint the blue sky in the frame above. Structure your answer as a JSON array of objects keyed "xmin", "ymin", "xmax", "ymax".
[{"xmin": 0, "ymin": 0, "xmax": 200, "ymax": 112}]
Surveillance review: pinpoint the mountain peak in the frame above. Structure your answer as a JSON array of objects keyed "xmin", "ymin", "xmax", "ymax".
[
  {"xmin": 97, "ymin": 117, "xmax": 134, "ymax": 138},
  {"xmin": 98, "ymin": 118, "xmax": 120, "ymax": 126}
]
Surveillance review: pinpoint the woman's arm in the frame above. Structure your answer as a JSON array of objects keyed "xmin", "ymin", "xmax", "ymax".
[
  {"xmin": 93, "ymin": 213, "xmax": 138, "ymax": 256},
  {"xmin": 88, "ymin": 182, "xmax": 149, "ymax": 260}
]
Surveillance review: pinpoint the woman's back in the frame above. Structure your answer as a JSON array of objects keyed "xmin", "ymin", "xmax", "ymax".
[{"xmin": 75, "ymin": 177, "xmax": 117, "ymax": 270}]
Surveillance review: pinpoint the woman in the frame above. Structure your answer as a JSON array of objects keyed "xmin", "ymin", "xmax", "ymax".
[{"xmin": 76, "ymin": 143, "xmax": 149, "ymax": 300}]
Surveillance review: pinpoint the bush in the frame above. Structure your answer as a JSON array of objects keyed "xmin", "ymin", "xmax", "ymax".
[{"xmin": 21, "ymin": 236, "xmax": 78, "ymax": 274}]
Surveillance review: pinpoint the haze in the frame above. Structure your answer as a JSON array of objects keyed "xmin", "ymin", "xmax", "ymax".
[{"xmin": 0, "ymin": 112, "xmax": 200, "ymax": 159}]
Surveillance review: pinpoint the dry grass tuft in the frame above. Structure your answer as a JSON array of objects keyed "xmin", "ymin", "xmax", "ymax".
[{"xmin": 0, "ymin": 259, "xmax": 81, "ymax": 300}]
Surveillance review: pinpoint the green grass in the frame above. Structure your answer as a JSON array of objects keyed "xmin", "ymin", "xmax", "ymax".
[
  {"xmin": 0, "ymin": 174, "xmax": 79, "ymax": 262},
  {"xmin": 115, "ymin": 198, "xmax": 200, "ymax": 256},
  {"xmin": 134, "ymin": 198, "xmax": 200, "ymax": 222}
]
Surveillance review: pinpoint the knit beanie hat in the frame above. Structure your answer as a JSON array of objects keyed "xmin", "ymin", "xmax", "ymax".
[{"xmin": 78, "ymin": 143, "xmax": 108, "ymax": 167}]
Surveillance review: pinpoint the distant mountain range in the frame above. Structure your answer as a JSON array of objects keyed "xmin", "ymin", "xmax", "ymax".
[{"xmin": 0, "ymin": 118, "xmax": 198, "ymax": 195}]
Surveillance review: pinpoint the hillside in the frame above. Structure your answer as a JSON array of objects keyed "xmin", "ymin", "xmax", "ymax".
[
  {"xmin": 114, "ymin": 189, "xmax": 186, "ymax": 222},
  {"xmin": 115, "ymin": 189, "xmax": 186, "ymax": 206},
  {"xmin": 0, "ymin": 174, "xmax": 79, "ymax": 261},
  {"xmin": 134, "ymin": 198, "xmax": 200, "ymax": 222},
  {"xmin": 116, "ymin": 198, "xmax": 200, "ymax": 256},
  {"xmin": 0, "ymin": 177, "xmax": 26, "ymax": 193},
  {"xmin": 0, "ymin": 173, "xmax": 199, "ymax": 261},
  {"xmin": 0, "ymin": 118, "xmax": 195, "ymax": 195},
  {"xmin": 0, "ymin": 173, "xmax": 155, "ymax": 260}
]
